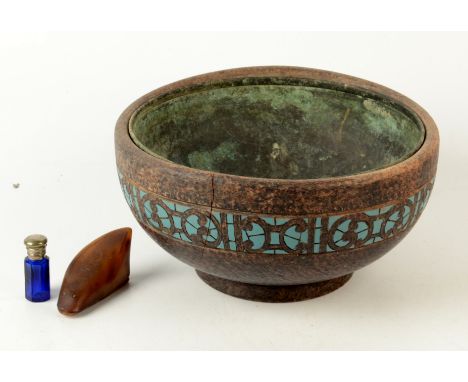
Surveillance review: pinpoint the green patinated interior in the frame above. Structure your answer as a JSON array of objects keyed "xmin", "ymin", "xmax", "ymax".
[{"xmin": 129, "ymin": 78, "xmax": 425, "ymax": 179}]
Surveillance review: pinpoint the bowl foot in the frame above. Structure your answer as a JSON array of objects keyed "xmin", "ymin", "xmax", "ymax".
[{"xmin": 196, "ymin": 271, "xmax": 352, "ymax": 302}]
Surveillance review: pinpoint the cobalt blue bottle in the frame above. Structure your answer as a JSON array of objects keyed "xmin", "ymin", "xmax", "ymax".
[{"xmin": 24, "ymin": 234, "xmax": 50, "ymax": 302}]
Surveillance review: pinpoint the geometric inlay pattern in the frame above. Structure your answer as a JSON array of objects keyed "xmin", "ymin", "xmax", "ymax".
[{"xmin": 119, "ymin": 173, "xmax": 433, "ymax": 255}]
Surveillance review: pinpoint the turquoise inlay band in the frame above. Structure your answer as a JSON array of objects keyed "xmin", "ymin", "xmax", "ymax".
[{"xmin": 119, "ymin": 173, "xmax": 433, "ymax": 255}]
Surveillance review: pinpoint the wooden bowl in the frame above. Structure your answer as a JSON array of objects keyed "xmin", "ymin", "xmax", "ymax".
[{"xmin": 115, "ymin": 66, "xmax": 439, "ymax": 302}]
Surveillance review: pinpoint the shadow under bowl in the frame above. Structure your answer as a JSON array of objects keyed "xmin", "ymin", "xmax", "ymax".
[{"xmin": 115, "ymin": 66, "xmax": 439, "ymax": 302}]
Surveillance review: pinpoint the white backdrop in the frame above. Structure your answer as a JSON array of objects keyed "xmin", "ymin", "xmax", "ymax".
[{"xmin": 1, "ymin": 32, "xmax": 467, "ymax": 350}]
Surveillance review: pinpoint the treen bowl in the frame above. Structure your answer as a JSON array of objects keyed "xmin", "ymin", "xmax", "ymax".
[{"xmin": 115, "ymin": 66, "xmax": 439, "ymax": 302}]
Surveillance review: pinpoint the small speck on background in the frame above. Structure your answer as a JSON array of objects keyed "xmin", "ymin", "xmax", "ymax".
[{"xmin": 12, "ymin": 183, "xmax": 20, "ymax": 189}]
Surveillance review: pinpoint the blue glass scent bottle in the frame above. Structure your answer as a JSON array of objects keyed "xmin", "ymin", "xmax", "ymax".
[{"xmin": 24, "ymin": 234, "xmax": 50, "ymax": 302}]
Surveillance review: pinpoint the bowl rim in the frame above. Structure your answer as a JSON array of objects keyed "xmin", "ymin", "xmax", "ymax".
[
  {"xmin": 128, "ymin": 70, "xmax": 427, "ymax": 181},
  {"xmin": 117, "ymin": 66, "xmax": 438, "ymax": 186}
]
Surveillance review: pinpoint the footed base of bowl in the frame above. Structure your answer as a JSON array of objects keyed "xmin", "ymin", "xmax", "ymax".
[{"xmin": 196, "ymin": 271, "xmax": 353, "ymax": 302}]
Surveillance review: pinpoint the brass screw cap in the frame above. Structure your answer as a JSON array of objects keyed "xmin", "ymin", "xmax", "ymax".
[{"xmin": 24, "ymin": 234, "xmax": 48, "ymax": 260}]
